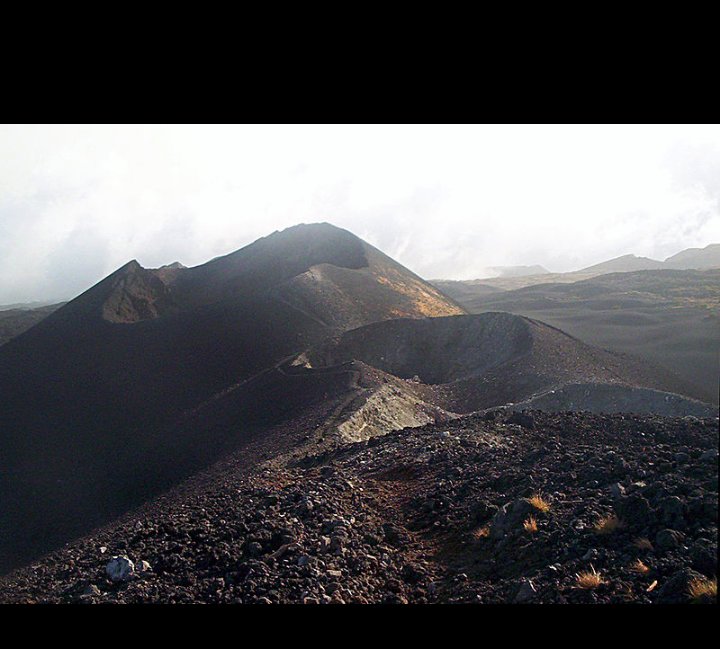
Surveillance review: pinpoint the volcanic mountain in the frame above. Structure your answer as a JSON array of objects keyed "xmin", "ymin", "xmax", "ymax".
[
  {"xmin": 0, "ymin": 223, "xmax": 464, "ymax": 570},
  {"xmin": 298, "ymin": 313, "xmax": 713, "ymax": 434},
  {"xmin": 0, "ymin": 223, "xmax": 713, "ymax": 576}
]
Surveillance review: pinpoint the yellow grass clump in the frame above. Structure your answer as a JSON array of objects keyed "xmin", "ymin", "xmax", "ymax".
[
  {"xmin": 523, "ymin": 515, "xmax": 538, "ymax": 533},
  {"xmin": 594, "ymin": 514, "xmax": 624, "ymax": 535},
  {"xmin": 631, "ymin": 559, "xmax": 650, "ymax": 574},
  {"xmin": 688, "ymin": 576, "xmax": 717, "ymax": 601},
  {"xmin": 528, "ymin": 493, "xmax": 551, "ymax": 513},
  {"xmin": 575, "ymin": 565, "xmax": 605, "ymax": 589},
  {"xmin": 472, "ymin": 525, "xmax": 491, "ymax": 539}
]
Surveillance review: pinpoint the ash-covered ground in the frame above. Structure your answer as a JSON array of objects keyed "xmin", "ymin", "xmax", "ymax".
[{"xmin": 1, "ymin": 411, "xmax": 716, "ymax": 604}]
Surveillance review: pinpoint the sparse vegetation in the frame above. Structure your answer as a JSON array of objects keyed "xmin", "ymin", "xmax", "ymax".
[
  {"xmin": 523, "ymin": 515, "xmax": 538, "ymax": 533},
  {"xmin": 0, "ymin": 407, "xmax": 716, "ymax": 604},
  {"xmin": 633, "ymin": 537, "xmax": 653, "ymax": 551},
  {"xmin": 594, "ymin": 514, "xmax": 624, "ymax": 535},
  {"xmin": 0, "ymin": 211, "xmax": 718, "ymax": 606},
  {"xmin": 472, "ymin": 525, "xmax": 491, "ymax": 539},
  {"xmin": 575, "ymin": 565, "xmax": 605, "ymax": 589},
  {"xmin": 631, "ymin": 559, "xmax": 650, "ymax": 574},
  {"xmin": 528, "ymin": 493, "xmax": 551, "ymax": 513},
  {"xmin": 688, "ymin": 576, "xmax": 717, "ymax": 601}
]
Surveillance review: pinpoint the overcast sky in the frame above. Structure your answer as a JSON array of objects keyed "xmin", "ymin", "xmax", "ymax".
[{"xmin": 1, "ymin": 124, "xmax": 719, "ymax": 304}]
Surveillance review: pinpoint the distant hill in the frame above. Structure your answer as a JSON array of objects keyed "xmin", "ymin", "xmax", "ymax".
[
  {"xmin": 488, "ymin": 265, "xmax": 550, "ymax": 278},
  {"xmin": 576, "ymin": 244, "xmax": 720, "ymax": 274},
  {"xmin": 432, "ymin": 243, "xmax": 720, "ymax": 291},
  {"xmin": 0, "ymin": 303, "xmax": 64, "ymax": 347},
  {"xmin": 434, "ymin": 268, "xmax": 720, "ymax": 405},
  {"xmin": 664, "ymin": 243, "xmax": 720, "ymax": 269},
  {"xmin": 0, "ymin": 300, "xmax": 64, "ymax": 311},
  {"xmin": 578, "ymin": 254, "xmax": 665, "ymax": 274}
]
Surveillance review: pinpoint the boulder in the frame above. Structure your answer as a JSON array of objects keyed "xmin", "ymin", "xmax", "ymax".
[
  {"xmin": 655, "ymin": 529, "xmax": 684, "ymax": 551},
  {"xmin": 490, "ymin": 498, "xmax": 535, "ymax": 539},
  {"xmin": 135, "ymin": 560, "xmax": 152, "ymax": 575},
  {"xmin": 699, "ymin": 448, "xmax": 718, "ymax": 464},
  {"xmin": 690, "ymin": 539, "xmax": 718, "ymax": 577},
  {"xmin": 514, "ymin": 579, "xmax": 537, "ymax": 603},
  {"xmin": 613, "ymin": 494, "xmax": 650, "ymax": 527},
  {"xmin": 507, "ymin": 412, "xmax": 535, "ymax": 429},
  {"xmin": 658, "ymin": 496, "xmax": 686, "ymax": 529},
  {"xmin": 656, "ymin": 568, "xmax": 705, "ymax": 604},
  {"xmin": 105, "ymin": 556, "xmax": 135, "ymax": 582}
]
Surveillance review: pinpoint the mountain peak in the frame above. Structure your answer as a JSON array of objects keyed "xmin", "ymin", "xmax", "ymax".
[
  {"xmin": 580, "ymin": 254, "xmax": 664, "ymax": 273},
  {"xmin": 35, "ymin": 223, "xmax": 462, "ymax": 328},
  {"xmin": 664, "ymin": 243, "xmax": 720, "ymax": 269}
]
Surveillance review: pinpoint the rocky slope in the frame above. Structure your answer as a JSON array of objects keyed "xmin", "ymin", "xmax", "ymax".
[
  {"xmin": 503, "ymin": 383, "xmax": 715, "ymax": 418},
  {"xmin": 0, "ymin": 411, "xmax": 715, "ymax": 604},
  {"xmin": 434, "ymin": 269, "xmax": 720, "ymax": 405},
  {"xmin": 303, "ymin": 312, "xmax": 709, "ymax": 415},
  {"xmin": 1, "ymin": 223, "xmax": 714, "ymax": 589},
  {"xmin": 0, "ymin": 223, "xmax": 464, "ymax": 572}
]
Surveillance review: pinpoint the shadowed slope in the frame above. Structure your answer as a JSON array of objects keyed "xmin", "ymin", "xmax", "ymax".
[{"xmin": 0, "ymin": 223, "xmax": 463, "ymax": 571}]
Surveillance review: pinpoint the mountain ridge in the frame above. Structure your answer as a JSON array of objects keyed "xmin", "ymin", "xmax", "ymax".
[
  {"xmin": 0, "ymin": 222, "xmax": 464, "ymax": 571},
  {"xmin": 431, "ymin": 242, "xmax": 720, "ymax": 290},
  {"xmin": 433, "ymin": 268, "xmax": 720, "ymax": 405},
  {"xmin": 0, "ymin": 223, "xmax": 714, "ymax": 579}
]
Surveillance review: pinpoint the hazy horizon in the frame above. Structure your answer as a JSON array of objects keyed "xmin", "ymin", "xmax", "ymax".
[
  {"xmin": 2, "ymin": 124, "xmax": 719, "ymax": 303},
  {"xmin": 2, "ymin": 226, "xmax": 717, "ymax": 307}
]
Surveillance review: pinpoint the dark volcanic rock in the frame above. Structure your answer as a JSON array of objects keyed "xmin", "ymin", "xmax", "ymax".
[
  {"xmin": 0, "ymin": 411, "xmax": 716, "ymax": 604},
  {"xmin": 656, "ymin": 568, "xmax": 706, "ymax": 604},
  {"xmin": 614, "ymin": 495, "xmax": 651, "ymax": 528},
  {"xmin": 656, "ymin": 529, "xmax": 685, "ymax": 551},
  {"xmin": 690, "ymin": 539, "xmax": 717, "ymax": 577},
  {"xmin": 507, "ymin": 412, "xmax": 535, "ymax": 429},
  {"xmin": 490, "ymin": 499, "xmax": 535, "ymax": 539},
  {"xmin": 659, "ymin": 496, "xmax": 687, "ymax": 529}
]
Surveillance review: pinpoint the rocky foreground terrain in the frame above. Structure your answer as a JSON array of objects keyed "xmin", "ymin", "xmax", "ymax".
[
  {"xmin": 1, "ymin": 410, "xmax": 716, "ymax": 604},
  {"xmin": 3, "ymin": 224, "xmax": 715, "ymax": 581}
]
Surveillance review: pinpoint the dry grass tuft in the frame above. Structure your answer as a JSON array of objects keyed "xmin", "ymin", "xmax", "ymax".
[
  {"xmin": 633, "ymin": 537, "xmax": 653, "ymax": 551},
  {"xmin": 523, "ymin": 515, "xmax": 538, "ymax": 533},
  {"xmin": 575, "ymin": 565, "xmax": 605, "ymax": 589},
  {"xmin": 688, "ymin": 576, "xmax": 717, "ymax": 601},
  {"xmin": 528, "ymin": 493, "xmax": 551, "ymax": 513},
  {"xmin": 594, "ymin": 514, "xmax": 624, "ymax": 535},
  {"xmin": 472, "ymin": 525, "xmax": 491, "ymax": 539},
  {"xmin": 631, "ymin": 559, "xmax": 650, "ymax": 574}
]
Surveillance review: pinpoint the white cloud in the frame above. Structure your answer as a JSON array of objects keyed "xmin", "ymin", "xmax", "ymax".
[{"xmin": 1, "ymin": 124, "xmax": 719, "ymax": 302}]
